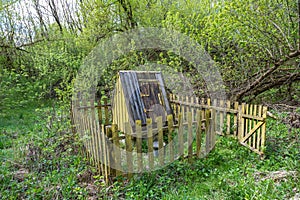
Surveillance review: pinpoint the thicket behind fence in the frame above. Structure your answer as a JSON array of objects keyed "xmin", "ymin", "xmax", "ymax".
[{"xmin": 71, "ymin": 95, "xmax": 267, "ymax": 182}]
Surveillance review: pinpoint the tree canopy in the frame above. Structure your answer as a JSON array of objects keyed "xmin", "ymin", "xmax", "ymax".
[{"xmin": 1, "ymin": 0, "xmax": 299, "ymax": 108}]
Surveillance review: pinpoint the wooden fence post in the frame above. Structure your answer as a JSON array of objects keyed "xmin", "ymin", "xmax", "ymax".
[
  {"xmin": 196, "ymin": 110, "xmax": 202, "ymax": 158},
  {"xmin": 147, "ymin": 118, "xmax": 154, "ymax": 170},
  {"xmin": 234, "ymin": 102, "xmax": 239, "ymax": 137},
  {"xmin": 205, "ymin": 109, "xmax": 211, "ymax": 153},
  {"xmin": 167, "ymin": 115, "xmax": 174, "ymax": 162},
  {"xmin": 226, "ymin": 100, "xmax": 231, "ymax": 135},
  {"xmin": 188, "ymin": 112, "xmax": 193, "ymax": 162},
  {"xmin": 112, "ymin": 124, "xmax": 121, "ymax": 176},
  {"xmin": 178, "ymin": 112, "xmax": 184, "ymax": 157},
  {"xmin": 261, "ymin": 106, "xmax": 267, "ymax": 153},
  {"xmin": 125, "ymin": 122, "xmax": 133, "ymax": 178},
  {"xmin": 156, "ymin": 116, "xmax": 164, "ymax": 166},
  {"xmin": 238, "ymin": 103, "xmax": 245, "ymax": 141},
  {"xmin": 136, "ymin": 120, "xmax": 143, "ymax": 173}
]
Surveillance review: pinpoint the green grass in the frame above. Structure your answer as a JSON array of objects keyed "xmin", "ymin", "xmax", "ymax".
[
  {"xmin": 108, "ymin": 117, "xmax": 299, "ymax": 200},
  {"xmin": 1, "ymin": 102, "xmax": 299, "ymax": 199}
]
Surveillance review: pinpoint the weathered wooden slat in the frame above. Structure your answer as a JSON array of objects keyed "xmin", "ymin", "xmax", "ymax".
[
  {"xmin": 178, "ymin": 113, "xmax": 184, "ymax": 156},
  {"xmin": 211, "ymin": 108, "xmax": 216, "ymax": 150},
  {"xmin": 125, "ymin": 122, "xmax": 133, "ymax": 178},
  {"xmin": 233, "ymin": 102, "xmax": 239, "ymax": 137},
  {"xmin": 147, "ymin": 118, "xmax": 154, "ymax": 170},
  {"xmin": 205, "ymin": 109, "xmax": 211, "ymax": 153},
  {"xmin": 112, "ymin": 124, "xmax": 121, "ymax": 176},
  {"xmin": 245, "ymin": 104, "xmax": 249, "ymax": 139},
  {"xmin": 196, "ymin": 110, "xmax": 202, "ymax": 158},
  {"xmin": 261, "ymin": 107, "xmax": 268, "ymax": 153},
  {"xmin": 226, "ymin": 100, "xmax": 231, "ymax": 135},
  {"xmin": 167, "ymin": 115, "xmax": 174, "ymax": 162},
  {"xmin": 156, "ymin": 116, "xmax": 164, "ymax": 166},
  {"xmin": 248, "ymin": 104, "xmax": 253, "ymax": 147},
  {"xmin": 101, "ymin": 124, "xmax": 109, "ymax": 183},
  {"xmin": 238, "ymin": 104, "xmax": 245, "ymax": 141},
  {"xmin": 256, "ymin": 105, "xmax": 262, "ymax": 152},
  {"xmin": 252, "ymin": 105, "xmax": 257, "ymax": 149},
  {"xmin": 104, "ymin": 98, "xmax": 109, "ymax": 125},
  {"xmin": 136, "ymin": 120, "xmax": 143, "ymax": 172},
  {"xmin": 219, "ymin": 100, "xmax": 224, "ymax": 135},
  {"xmin": 188, "ymin": 112, "xmax": 193, "ymax": 162}
]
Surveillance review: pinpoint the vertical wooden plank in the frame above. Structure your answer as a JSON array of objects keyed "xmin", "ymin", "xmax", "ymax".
[
  {"xmin": 191, "ymin": 96, "xmax": 195, "ymax": 122},
  {"xmin": 248, "ymin": 104, "xmax": 253, "ymax": 146},
  {"xmin": 196, "ymin": 110, "xmax": 202, "ymax": 158},
  {"xmin": 195, "ymin": 97, "xmax": 199, "ymax": 122},
  {"xmin": 201, "ymin": 98, "xmax": 205, "ymax": 131},
  {"xmin": 226, "ymin": 100, "xmax": 231, "ymax": 135},
  {"xmin": 147, "ymin": 118, "xmax": 154, "ymax": 170},
  {"xmin": 156, "ymin": 116, "xmax": 164, "ymax": 166},
  {"xmin": 180, "ymin": 95, "xmax": 185, "ymax": 122},
  {"xmin": 112, "ymin": 124, "xmax": 121, "ymax": 176},
  {"xmin": 212, "ymin": 99, "xmax": 218, "ymax": 135},
  {"xmin": 167, "ymin": 115, "xmax": 174, "ymax": 162},
  {"xmin": 186, "ymin": 96, "xmax": 190, "ymax": 117},
  {"xmin": 233, "ymin": 102, "xmax": 239, "ymax": 137},
  {"xmin": 205, "ymin": 109, "xmax": 211, "ymax": 153},
  {"xmin": 207, "ymin": 98, "xmax": 211, "ymax": 107},
  {"xmin": 188, "ymin": 112, "xmax": 193, "ymax": 162},
  {"xmin": 90, "ymin": 99, "xmax": 97, "ymax": 167},
  {"xmin": 95, "ymin": 122, "xmax": 104, "ymax": 177},
  {"xmin": 256, "ymin": 105, "xmax": 262, "ymax": 151},
  {"xmin": 98, "ymin": 100, "xmax": 102, "ymax": 124},
  {"xmin": 219, "ymin": 100, "xmax": 224, "ymax": 135},
  {"xmin": 104, "ymin": 98, "xmax": 109, "ymax": 125},
  {"xmin": 178, "ymin": 112, "xmax": 184, "ymax": 157},
  {"xmin": 101, "ymin": 124, "xmax": 109, "ymax": 183},
  {"xmin": 252, "ymin": 104, "xmax": 257, "ymax": 149},
  {"xmin": 177, "ymin": 94, "xmax": 180, "ymax": 118},
  {"xmin": 238, "ymin": 103, "xmax": 245, "ymax": 142},
  {"xmin": 93, "ymin": 120, "xmax": 102, "ymax": 175},
  {"xmin": 211, "ymin": 108, "xmax": 216, "ymax": 149},
  {"xmin": 125, "ymin": 122, "xmax": 133, "ymax": 178},
  {"xmin": 261, "ymin": 106, "xmax": 267, "ymax": 154},
  {"xmin": 136, "ymin": 120, "xmax": 143, "ymax": 172},
  {"xmin": 245, "ymin": 104, "xmax": 249, "ymax": 139}
]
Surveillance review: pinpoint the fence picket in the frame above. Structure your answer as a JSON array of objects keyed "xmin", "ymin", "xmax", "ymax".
[
  {"xmin": 252, "ymin": 105, "xmax": 257, "ymax": 149},
  {"xmin": 261, "ymin": 107, "xmax": 267, "ymax": 154},
  {"xmin": 136, "ymin": 120, "xmax": 143, "ymax": 172},
  {"xmin": 156, "ymin": 116, "xmax": 164, "ymax": 166},
  {"xmin": 205, "ymin": 109, "xmax": 211, "ymax": 153},
  {"xmin": 188, "ymin": 112, "xmax": 193, "ymax": 162},
  {"xmin": 220, "ymin": 100, "xmax": 224, "ymax": 135},
  {"xmin": 147, "ymin": 118, "xmax": 154, "ymax": 170},
  {"xmin": 178, "ymin": 113, "xmax": 184, "ymax": 156},
  {"xmin": 234, "ymin": 102, "xmax": 239, "ymax": 136},
  {"xmin": 226, "ymin": 100, "xmax": 231, "ymax": 135},
  {"xmin": 248, "ymin": 104, "xmax": 253, "ymax": 146},
  {"xmin": 167, "ymin": 115, "xmax": 174, "ymax": 162},
  {"xmin": 125, "ymin": 122, "xmax": 133, "ymax": 178},
  {"xmin": 196, "ymin": 110, "xmax": 202, "ymax": 158},
  {"xmin": 256, "ymin": 105, "xmax": 262, "ymax": 152}
]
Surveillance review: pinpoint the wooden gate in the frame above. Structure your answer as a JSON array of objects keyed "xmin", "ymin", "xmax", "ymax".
[
  {"xmin": 238, "ymin": 103, "xmax": 267, "ymax": 156},
  {"xmin": 168, "ymin": 96, "xmax": 268, "ymax": 156}
]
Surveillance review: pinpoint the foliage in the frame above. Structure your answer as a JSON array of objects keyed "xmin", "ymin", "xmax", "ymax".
[{"xmin": 0, "ymin": 102, "xmax": 92, "ymax": 199}]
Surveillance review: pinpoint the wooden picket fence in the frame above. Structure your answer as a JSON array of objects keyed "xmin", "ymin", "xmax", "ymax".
[{"xmin": 71, "ymin": 95, "xmax": 267, "ymax": 182}]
